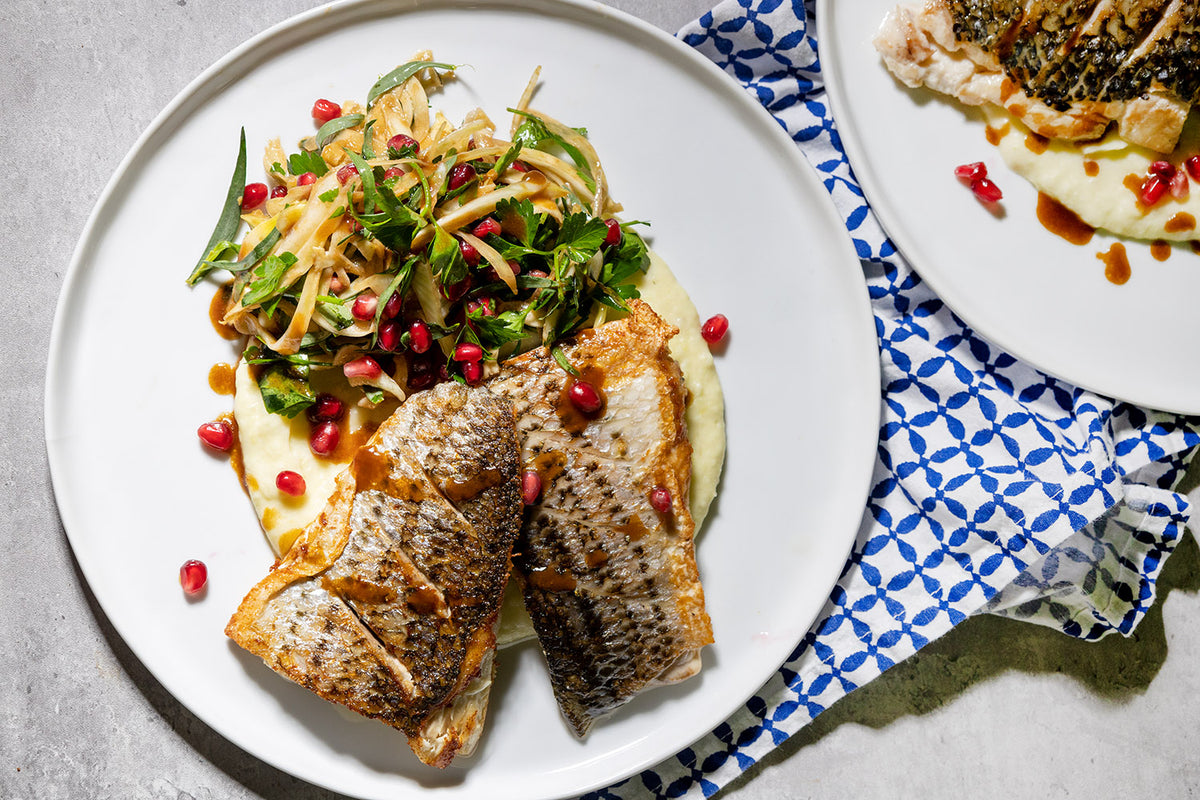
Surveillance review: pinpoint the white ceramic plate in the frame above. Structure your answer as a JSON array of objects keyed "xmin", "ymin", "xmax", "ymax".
[
  {"xmin": 44, "ymin": 1, "xmax": 880, "ymax": 797},
  {"xmin": 820, "ymin": 0, "xmax": 1200, "ymax": 415}
]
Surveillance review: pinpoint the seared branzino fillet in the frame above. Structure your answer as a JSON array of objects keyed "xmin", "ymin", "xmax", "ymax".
[
  {"xmin": 875, "ymin": 0, "xmax": 1199, "ymax": 151},
  {"xmin": 487, "ymin": 301, "xmax": 713, "ymax": 737},
  {"xmin": 225, "ymin": 381, "xmax": 522, "ymax": 767}
]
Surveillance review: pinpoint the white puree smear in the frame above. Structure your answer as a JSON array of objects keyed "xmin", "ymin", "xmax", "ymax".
[
  {"xmin": 233, "ymin": 250, "xmax": 726, "ymax": 647},
  {"xmin": 985, "ymin": 106, "xmax": 1200, "ymax": 241}
]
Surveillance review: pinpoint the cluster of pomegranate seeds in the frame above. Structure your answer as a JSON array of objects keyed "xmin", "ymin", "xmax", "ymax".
[
  {"xmin": 521, "ymin": 470, "xmax": 542, "ymax": 505},
  {"xmin": 276, "ymin": 470, "xmax": 307, "ymax": 496},
  {"xmin": 312, "ymin": 98, "xmax": 341, "ymax": 123},
  {"xmin": 650, "ymin": 486, "xmax": 672, "ymax": 514},
  {"xmin": 179, "ymin": 559, "xmax": 208, "ymax": 595},
  {"xmin": 306, "ymin": 393, "xmax": 344, "ymax": 456},
  {"xmin": 954, "ymin": 161, "xmax": 1003, "ymax": 205},
  {"xmin": 197, "ymin": 420, "xmax": 234, "ymax": 452},
  {"xmin": 242, "ymin": 182, "xmax": 268, "ymax": 209},
  {"xmin": 567, "ymin": 380, "xmax": 603, "ymax": 414},
  {"xmin": 1140, "ymin": 158, "xmax": 1191, "ymax": 205},
  {"xmin": 700, "ymin": 314, "xmax": 729, "ymax": 345}
]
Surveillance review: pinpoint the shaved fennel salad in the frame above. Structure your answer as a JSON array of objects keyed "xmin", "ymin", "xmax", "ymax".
[{"xmin": 189, "ymin": 54, "xmax": 650, "ymax": 417}]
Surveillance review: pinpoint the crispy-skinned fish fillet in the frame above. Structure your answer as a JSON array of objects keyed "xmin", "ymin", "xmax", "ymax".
[
  {"xmin": 488, "ymin": 301, "xmax": 713, "ymax": 737},
  {"xmin": 875, "ymin": 0, "xmax": 1199, "ymax": 152},
  {"xmin": 225, "ymin": 381, "xmax": 522, "ymax": 767}
]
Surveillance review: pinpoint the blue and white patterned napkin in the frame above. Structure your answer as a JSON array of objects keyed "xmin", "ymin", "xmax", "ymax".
[{"xmin": 582, "ymin": 1, "xmax": 1200, "ymax": 798}]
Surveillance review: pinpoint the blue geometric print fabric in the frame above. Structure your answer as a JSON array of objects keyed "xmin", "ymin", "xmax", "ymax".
[{"xmin": 580, "ymin": 1, "xmax": 1200, "ymax": 798}]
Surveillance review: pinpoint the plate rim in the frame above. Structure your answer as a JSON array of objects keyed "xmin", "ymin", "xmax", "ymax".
[
  {"xmin": 44, "ymin": 0, "xmax": 881, "ymax": 796},
  {"xmin": 817, "ymin": 0, "xmax": 1200, "ymax": 416}
]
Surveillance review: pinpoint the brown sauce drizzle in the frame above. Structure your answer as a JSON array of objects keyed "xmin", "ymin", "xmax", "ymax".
[
  {"xmin": 1166, "ymin": 212, "xmax": 1196, "ymax": 233},
  {"xmin": 320, "ymin": 422, "xmax": 377, "ymax": 465},
  {"xmin": 555, "ymin": 365, "xmax": 607, "ymax": 435},
  {"xmin": 585, "ymin": 548, "xmax": 609, "ymax": 568},
  {"xmin": 353, "ymin": 445, "xmax": 393, "ymax": 492},
  {"xmin": 1097, "ymin": 243, "xmax": 1131, "ymax": 285},
  {"xmin": 1024, "ymin": 132, "xmax": 1049, "ymax": 154},
  {"xmin": 407, "ymin": 585, "xmax": 442, "ymax": 614},
  {"xmin": 209, "ymin": 282, "xmax": 241, "ymax": 340},
  {"xmin": 1192, "ymin": 241, "xmax": 1200, "ymax": 255},
  {"xmin": 208, "ymin": 362, "xmax": 237, "ymax": 395},
  {"xmin": 220, "ymin": 412, "xmax": 247, "ymax": 490},
  {"xmin": 986, "ymin": 123, "xmax": 1010, "ymax": 145},
  {"xmin": 261, "ymin": 506, "xmax": 277, "ymax": 531},
  {"xmin": 1151, "ymin": 240, "xmax": 1172, "ymax": 261},
  {"xmin": 529, "ymin": 450, "xmax": 568, "ymax": 484},
  {"xmin": 1123, "ymin": 173, "xmax": 1151, "ymax": 213},
  {"xmin": 325, "ymin": 575, "xmax": 395, "ymax": 606},
  {"xmin": 527, "ymin": 566, "xmax": 577, "ymax": 592},
  {"xmin": 1083, "ymin": 160, "xmax": 1099, "ymax": 177},
  {"xmin": 278, "ymin": 528, "xmax": 302, "ymax": 555},
  {"xmin": 441, "ymin": 468, "xmax": 503, "ymax": 504},
  {"xmin": 616, "ymin": 513, "xmax": 651, "ymax": 542},
  {"xmin": 1036, "ymin": 193, "xmax": 1094, "ymax": 245}
]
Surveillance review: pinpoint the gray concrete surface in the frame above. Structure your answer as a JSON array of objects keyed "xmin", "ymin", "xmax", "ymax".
[{"xmin": 5, "ymin": 1, "xmax": 1200, "ymax": 798}]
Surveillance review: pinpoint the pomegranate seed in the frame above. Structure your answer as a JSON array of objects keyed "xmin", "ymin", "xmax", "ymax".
[
  {"xmin": 270, "ymin": 184, "xmax": 288, "ymax": 199},
  {"xmin": 462, "ymin": 359, "xmax": 483, "ymax": 385},
  {"xmin": 297, "ymin": 171, "xmax": 317, "ymax": 186},
  {"xmin": 954, "ymin": 161, "xmax": 987, "ymax": 181},
  {"xmin": 603, "ymin": 218, "xmax": 622, "ymax": 247},
  {"xmin": 454, "ymin": 342, "xmax": 483, "ymax": 362},
  {"xmin": 458, "ymin": 238, "xmax": 480, "ymax": 267},
  {"xmin": 408, "ymin": 320, "xmax": 432, "ymax": 354},
  {"xmin": 309, "ymin": 420, "xmax": 340, "ymax": 456},
  {"xmin": 1140, "ymin": 174, "xmax": 1167, "ymax": 206},
  {"xmin": 312, "ymin": 98, "xmax": 341, "ymax": 122},
  {"xmin": 1170, "ymin": 168, "xmax": 1190, "ymax": 200},
  {"xmin": 1149, "ymin": 160, "xmax": 1176, "ymax": 179},
  {"xmin": 511, "ymin": 161, "xmax": 529, "ymax": 172},
  {"xmin": 352, "ymin": 291, "xmax": 378, "ymax": 321},
  {"xmin": 387, "ymin": 134, "xmax": 419, "ymax": 155},
  {"xmin": 382, "ymin": 291, "xmax": 403, "ymax": 319},
  {"xmin": 971, "ymin": 177, "xmax": 1003, "ymax": 204},
  {"xmin": 336, "ymin": 162, "xmax": 358, "ymax": 185},
  {"xmin": 567, "ymin": 379, "xmax": 603, "ymax": 414},
  {"xmin": 700, "ymin": 314, "xmax": 729, "ymax": 344},
  {"xmin": 179, "ymin": 559, "xmax": 207, "ymax": 595},
  {"xmin": 328, "ymin": 275, "xmax": 347, "ymax": 293},
  {"xmin": 448, "ymin": 162, "xmax": 475, "ymax": 190},
  {"xmin": 382, "ymin": 166, "xmax": 405, "ymax": 182},
  {"xmin": 276, "ymin": 470, "xmax": 306, "ymax": 496},
  {"xmin": 344, "ymin": 356, "xmax": 383, "ymax": 381},
  {"xmin": 521, "ymin": 470, "xmax": 542, "ymax": 505},
  {"xmin": 472, "ymin": 217, "xmax": 502, "ymax": 238},
  {"xmin": 407, "ymin": 354, "xmax": 436, "ymax": 390},
  {"xmin": 506, "ymin": 259, "xmax": 522, "ymax": 276},
  {"xmin": 306, "ymin": 393, "xmax": 344, "ymax": 422},
  {"xmin": 650, "ymin": 486, "xmax": 672, "ymax": 514},
  {"xmin": 1186, "ymin": 155, "xmax": 1200, "ymax": 182},
  {"xmin": 466, "ymin": 297, "xmax": 496, "ymax": 317},
  {"xmin": 242, "ymin": 182, "xmax": 268, "ymax": 209},
  {"xmin": 197, "ymin": 420, "xmax": 234, "ymax": 452},
  {"xmin": 378, "ymin": 320, "xmax": 402, "ymax": 351},
  {"xmin": 442, "ymin": 275, "xmax": 472, "ymax": 302}
]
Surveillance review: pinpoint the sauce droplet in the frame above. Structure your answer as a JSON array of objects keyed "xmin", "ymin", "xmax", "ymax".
[
  {"xmin": 1165, "ymin": 212, "xmax": 1196, "ymax": 233},
  {"xmin": 1083, "ymin": 160, "xmax": 1099, "ymax": 177},
  {"xmin": 1036, "ymin": 193, "xmax": 1094, "ymax": 245},
  {"xmin": 1151, "ymin": 240, "xmax": 1172, "ymax": 262},
  {"xmin": 1097, "ymin": 243, "xmax": 1131, "ymax": 285}
]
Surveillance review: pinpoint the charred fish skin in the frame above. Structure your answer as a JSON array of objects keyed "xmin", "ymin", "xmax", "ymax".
[
  {"xmin": 489, "ymin": 301, "xmax": 713, "ymax": 737},
  {"xmin": 225, "ymin": 381, "xmax": 522, "ymax": 768}
]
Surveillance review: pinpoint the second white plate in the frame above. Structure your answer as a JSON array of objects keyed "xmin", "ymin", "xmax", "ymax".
[{"xmin": 821, "ymin": 0, "xmax": 1200, "ymax": 415}]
